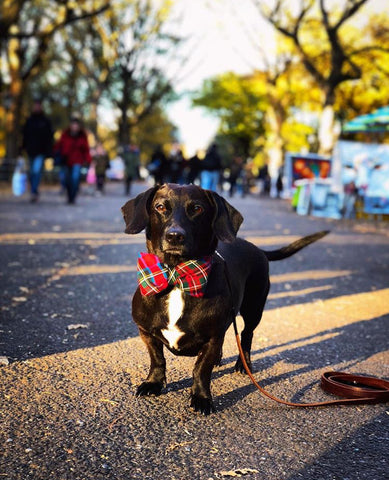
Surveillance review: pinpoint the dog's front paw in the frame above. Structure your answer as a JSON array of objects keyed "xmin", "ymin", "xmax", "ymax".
[
  {"xmin": 136, "ymin": 381, "xmax": 163, "ymax": 397},
  {"xmin": 190, "ymin": 394, "xmax": 215, "ymax": 415},
  {"xmin": 234, "ymin": 352, "xmax": 252, "ymax": 374}
]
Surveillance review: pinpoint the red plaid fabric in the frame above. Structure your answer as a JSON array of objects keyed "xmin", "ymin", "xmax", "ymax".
[{"xmin": 137, "ymin": 252, "xmax": 212, "ymax": 297}]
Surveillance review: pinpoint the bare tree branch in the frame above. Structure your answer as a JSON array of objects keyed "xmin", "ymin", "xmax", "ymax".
[
  {"xmin": 333, "ymin": 0, "xmax": 369, "ymax": 31},
  {"xmin": 256, "ymin": 0, "xmax": 325, "ymax": 84},
  {"xmin": 5, "ymin": 4, "xmax": 110, "ymax": 40},
  {"xmin": 18, "ymin": 4, "xmax": 110, "ymax": 83}
]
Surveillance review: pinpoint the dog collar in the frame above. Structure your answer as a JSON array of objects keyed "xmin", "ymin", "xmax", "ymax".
[{"xmin": 137, "ymin": 252, "xmax": 212, "ymax": 297}]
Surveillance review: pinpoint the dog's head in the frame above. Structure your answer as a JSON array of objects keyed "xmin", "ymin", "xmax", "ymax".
[{"xmin": 121, "ymin": 183, "xmax": 243, "ymax": 265}]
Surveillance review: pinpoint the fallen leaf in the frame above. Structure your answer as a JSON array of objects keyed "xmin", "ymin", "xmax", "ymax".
[
  {"xmin": 0, "ymin": 356, "xmax": 9, "ymax": 366},
  {"xmin": 12, "ymin": 297, "xmax": 27, "ymax": 302},
  {"xmin": 99, "ymin": 398, "xmax": 119, "ymax": 406},
  {"xmin": 165, "ymin": 440, "xmax": 194, "ymax": 453},
  {"xmin": 220, "ymin": 469, "xmax": 259, "ymax": 477},
  {"xmin": 67, "ymin": 323, "xmax": 89, "ymax": 330}
]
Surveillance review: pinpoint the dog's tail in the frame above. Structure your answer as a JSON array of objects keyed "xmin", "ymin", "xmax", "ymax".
[{"xmin": 264, "ymin": 230, "xmax": 330, "ymax": 261}]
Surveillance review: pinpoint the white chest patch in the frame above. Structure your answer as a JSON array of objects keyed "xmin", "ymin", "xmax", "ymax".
[{"xmin": 162, "ymin": 288, "xmax": 185, "ymax": 349}]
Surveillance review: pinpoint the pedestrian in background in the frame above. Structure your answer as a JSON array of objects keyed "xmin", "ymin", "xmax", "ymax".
[
  {"xmin": 92, "ymin": 142, "xmax": 110, "ymax": 194},
  {"xmin": 200, "ymin": 143, "xmax": 222, "ymax": 192},
  {"xmin": 22, "ymin": 98, "xmax": 53, "ymax": 203},
  {"xmin": 258, "ymin": 165, "xmax": 271, "ymax": 196},
  {"xmin": 276, "ymin": 165, "xmax": 284, "ymax": 198},
  {"xmin": 228, "ymin": 156, "xmax": 244, "ymax": 197},
  {"xmin": 55, "ymin": 114, "xmax": 91, "ymax": 204},
  {"xmin": 167, "ymin": 145, "xmax": 185, "ymax": 184},
  {"xmin": 121, "ymin": 144, "xmax": 140, "ymax": 196},
  {"xmin": 186, "ymin": 151, "xmax": 202, "ymax": 184},
  {"xmin": 148, "ymin": 146, "xmax": 167, "ymax": 186}
]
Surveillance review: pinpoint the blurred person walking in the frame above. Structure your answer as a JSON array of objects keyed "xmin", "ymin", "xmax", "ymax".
[
  {"xmin": 21, "ymin": 98, "xmax": 53, "ymax": 203},
  {"xmin": 276, "ymin": 165, "xmax": 284, "ymax": 198},
  {"xmin": 121, "ymin": 144, "xmax": 140, "ymax": 196},
  {"xmin": 167, "ymin": 145, "xmax": 185, "ymax": 184},
  {"xmin": 228, "ymin": 156, "xmax": 244, "ymax": 197},
  {"xmin": 55, "ymin": 114, "xmax": 91, "ymax": 204},
  {"xmin": 92, "ymin": 142, "xmax": 110, "ymax": 194},
  {"xmin": 200, "ymin": 143, "xmax": 222, "ymax": 192},
  {"xmin": 186, "ymin": 151, "xmax": 202, "ymax": 184},
  {"xmin": 258, "ymin": 165, "xmax": 271, "ymax": 196},
  {"xmin": 148, "ymin": 146, "xmax": 167, "ymax": 185}
]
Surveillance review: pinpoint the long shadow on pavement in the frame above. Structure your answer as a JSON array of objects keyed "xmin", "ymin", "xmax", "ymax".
[
  {"xmin": 162, "ymin": 314, "xmax": 389, "ymax": 412},
  {"xmin": 285, "ymin": 410, "xmax": 387, "ymax": 480}
]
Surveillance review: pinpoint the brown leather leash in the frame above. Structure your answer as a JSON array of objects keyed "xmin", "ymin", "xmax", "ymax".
[
  {"xmin": 233, "ymin": 318, "xmax": 389, "ymax": 407},
  {"xmin": 215, "ymin": 250, "xmax": 389, "ymax": 407}
]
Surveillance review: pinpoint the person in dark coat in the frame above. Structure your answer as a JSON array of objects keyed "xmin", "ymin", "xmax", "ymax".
[
  {"xmin": 200, "ymin": 143, "xmax": 222, "ymax": 191},
  {"xmin": 55, "ymin": 114, "xmax": 91, "ymax": 204},
  {"xmin": 121, "ymin": 144, "xmax": 140, "ymax": 196},
  {"xmin": 167, "ymin": 146, "xmax": 185, "ymax": 184},
  {"xmin": 22, "ymin": 99, "xmax": 53, "ymax": 202},
  {"xmin": 148, "ymin": 146, "xmax": 168, "ymax": 185},
  {"xmin": 92, "ymin": 142, "xmax": 110, "ymax": 194},
  {"xmin": 229, "ymin": 156, "xmax": 244, "ymax": 197},
  {"xmin": 186, "ymin": 152, "xmax": 202, "ymax": 184}
]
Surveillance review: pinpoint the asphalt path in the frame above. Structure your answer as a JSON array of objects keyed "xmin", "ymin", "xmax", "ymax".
[{"xmin": 1, "ymin": 181, "xmax": 388, "ymax": 480}]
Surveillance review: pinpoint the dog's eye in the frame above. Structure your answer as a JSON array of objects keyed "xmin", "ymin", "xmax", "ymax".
[
  {"xmin": 192, "ymin": 204, "xmax": 204, "ymax": 215},
  {"xmin": 155, "ymin": 203, "xmax": 167, "ymax": 213}
]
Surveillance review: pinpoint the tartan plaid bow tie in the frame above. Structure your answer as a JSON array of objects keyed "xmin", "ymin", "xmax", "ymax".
[{"xmin": 137, "ymin": 252, "xmax": 212, "ymax": 297}]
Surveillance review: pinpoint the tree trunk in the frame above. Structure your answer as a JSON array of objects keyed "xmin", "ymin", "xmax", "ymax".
[
  {"xmin": 318, "ymin": 104, "xmax": 337, "ymax": 157},
  {"xmin": 5, "ymin": 94, "xmax": 24, "ymax": 182},
  {"xmin": 89, "ymin": 89, "xmax": 101, "ymax": 140},
  {"xmin": 266, "ymin": 104, "xmax": 285, "ymax": 197},
  {"xmin": 5, "ymin": 102, "xmax": 20, "ymax": 161},
  {"xmin": 117, "ymin": 67, "xmax": 132, "ymax": 146},
  {"xmin": 118, "ymin": 106, "xmax": 131, "ymax": 146},
  {"xmin": 3, "ymin": 94, "xmax": 23, "ymax": 180},
  {"xmin": 5, "ymin": 35, "xmax": 24, "ymax": 166}
]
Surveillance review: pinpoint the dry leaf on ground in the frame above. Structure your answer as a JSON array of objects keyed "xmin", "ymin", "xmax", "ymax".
[
  {"xmin": 219, "ymin": 468, "xmax": 259, "ymax": 477},
  {"xmin": 66, "ymin": 323, "xmax": 89, "ymax": 330}
]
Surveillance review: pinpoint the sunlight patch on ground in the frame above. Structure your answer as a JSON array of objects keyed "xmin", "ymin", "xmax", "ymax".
[
  {"xmin": 7, "ymin": 288, "xmax": 388, "ymax": 381},
  {"xmin": 258, "ymin": 288, "xmax": 389, "ymax": 346},
  {"xmin": 3, "ymin": 288, "xmax": 387, "ymax": 430},
  {"xmin": 244, "ymin": 235, "xmax": 301, "ymax": 245},
  {"xmin": 246, "ymin": 233, "xmax": 388, "ymax": 246},
  {"xmin": 2, "ymin": 288, "xmax": 387, "ymax": 452},
  {"xmin": 271, "ymin": 270, "xmax": 353, "ymax": 283},
  {"xmin": 57, "ymin": 264, "xmax": 137, "ymax": 276},
  {"xmin": 268, "ymin": 285, "xmax": 333, "ymax": 299},
  {"xmin": 0, "ymin": 232, "xmax": 144, "ymax": 245}
]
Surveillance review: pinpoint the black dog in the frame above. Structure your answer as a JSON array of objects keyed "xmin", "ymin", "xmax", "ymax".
[{"xmin": 122, "ymin": 183, "xmax": 328, "ymax": 414}]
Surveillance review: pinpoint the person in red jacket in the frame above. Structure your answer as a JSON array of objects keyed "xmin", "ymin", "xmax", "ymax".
[{"xmin": 55, "ymin": 114, "xmax": 91, "ymax": 204}]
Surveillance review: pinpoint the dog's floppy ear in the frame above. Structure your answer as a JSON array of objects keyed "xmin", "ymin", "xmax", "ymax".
[
  {"xmin": 207, "ymin": 191, "xmax": 243, "ymax": 242},
  {"xmin": 121, "ymin": 186, "xmax": 159, "ymax": 234}
]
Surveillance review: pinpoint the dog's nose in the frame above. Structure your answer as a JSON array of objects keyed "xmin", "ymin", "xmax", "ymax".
[{"xmin": 166, "ymin": 227, "xmax": 186, "ymax": 245}]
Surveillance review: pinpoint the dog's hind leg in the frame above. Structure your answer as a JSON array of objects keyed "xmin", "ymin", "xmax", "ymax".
[
  {"xmin": 214, "ymin": 347, "xmax": 223, "ymax": 367},
  {"xmin": 136, "ymin": 330, "xmax": 167, "ymax": 397},
  {"xmin": 234, "ymin": 279, "xmax": 270, "ymax": 374}
]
